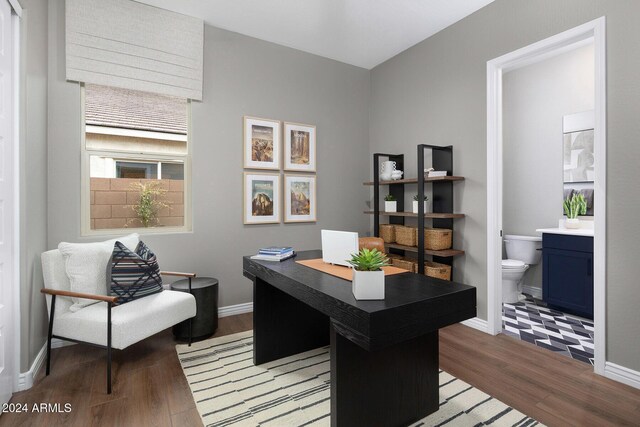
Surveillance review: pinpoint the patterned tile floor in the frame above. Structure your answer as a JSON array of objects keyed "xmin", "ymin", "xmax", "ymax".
[{"xmin": 502, "ymin": 296, "xmax": 595, "ymax": 365}]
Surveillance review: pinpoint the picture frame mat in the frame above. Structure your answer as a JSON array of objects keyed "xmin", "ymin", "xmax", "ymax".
[
  {"xmin": 284, "ymin": 174, "xmax": 316, "ymax": 223},
  {"xmin": 563, "ymin": 129, "xmax": 594, "ymax": 183},
  {"xmin": 284, "ymin": 121, "xmax": 316, "ymax": 172},
  {"xmin": 243, "ymin": 172, "xmax": 281, "ymax": 224},
  {"xmin": 243, "ymin": 116, "xmax": 281, "ymax": 170}
]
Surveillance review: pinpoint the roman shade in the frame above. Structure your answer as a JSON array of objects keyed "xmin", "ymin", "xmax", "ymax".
[{"xmin": 66, "ymin": 0, "xmax": 204, "ymax": 100}]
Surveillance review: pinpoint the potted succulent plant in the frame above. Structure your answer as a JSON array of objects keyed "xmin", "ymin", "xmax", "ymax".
[
  {"xmin": 347, "ymin": 248, "xmax": 389, "ymax": 300},
  {"xmin": 384, "ymin": 194, "xmax": 397, "ymax": 212},
  {"xmin": 412, "ymin": 195, "xmax": 430, "ymax": 214},
  {"xmin": 563, "ymin": 193, "xmax": 587, "ymax": 229}
]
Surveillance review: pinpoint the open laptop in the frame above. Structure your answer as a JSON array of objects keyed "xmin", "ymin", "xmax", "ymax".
[{"xmin": 321, "ymin": 230, "xmax": 359, "ymax": 267}]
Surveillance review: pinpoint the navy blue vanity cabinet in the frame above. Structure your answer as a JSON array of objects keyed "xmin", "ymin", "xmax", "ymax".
[{"xmin": 542, "ymin": 233, "xmax": 593, "ymax": 319}]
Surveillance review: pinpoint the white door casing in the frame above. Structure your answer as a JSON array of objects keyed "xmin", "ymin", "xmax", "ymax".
[
  {"xmin": 486, "ymin": 17, "xmax": 606, "ymax": 375},
  {"xmin": 0, "ymin": 0, "xmax": 16, "ymax": 405}
]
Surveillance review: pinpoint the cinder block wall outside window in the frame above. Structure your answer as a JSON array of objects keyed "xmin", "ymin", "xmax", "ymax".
[{"xmin": 90, "ymin": 178, "xmax": 184, "ymax": 229}]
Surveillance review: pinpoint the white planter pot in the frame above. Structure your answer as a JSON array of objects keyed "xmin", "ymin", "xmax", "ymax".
[
  {"xmin": 385, "ymin": 201, "xmax": 397, "ymax": 212},
  {"xmin": 412, "ymin": 200, "xmax": 428, "ymax": 214},
  {"xmin": 565, "ymin": 218, "xmax": 580, "ymax": 229},
  {"xmin": 352, "ymin": 270, "xmax": 385, "ymax": 300}
]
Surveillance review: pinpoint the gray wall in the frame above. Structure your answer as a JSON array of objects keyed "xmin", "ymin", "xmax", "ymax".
[
  {"xmin": 370, "ymin": 0, "xmax": 640, "ymax": 370},
  {"xmin": 22, "ymin": 0, "xmax": 640, "ymax": 376},
  {"xmin": 46, "ymin": 0, "xmax": 370, "ymax": 317},
  {"xmin": 503, "ymin": 44, "xmax": 594, "ymax": 289},
  {"xmin": 19, "ymin": 0, "xmax": 49, "ymax": 372}
]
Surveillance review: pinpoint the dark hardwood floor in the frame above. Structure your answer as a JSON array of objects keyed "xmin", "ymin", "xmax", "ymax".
[
  {"xmin": 1, "ymin": 313, "xmax": 252, "ymax": 427},
  {"xmin": 440, "ymin": 324, "xmax": 640, "ymax": 427},
  {"xmin": 2, "ymin": 314, "xmax": 639, "ymax": 426}
]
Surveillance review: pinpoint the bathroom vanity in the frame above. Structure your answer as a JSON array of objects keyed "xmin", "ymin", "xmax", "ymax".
[{"xmin": 537, "ymin": 229, "xmax": 593, "ymax": 319}]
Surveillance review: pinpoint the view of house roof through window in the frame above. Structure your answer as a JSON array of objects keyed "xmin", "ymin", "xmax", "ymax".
[{"xmin": 85, "ymin": 84, "xmax": 187, "ymax": 135}]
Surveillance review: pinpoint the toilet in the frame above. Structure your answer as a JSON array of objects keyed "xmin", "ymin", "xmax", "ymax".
[{"xmin": 502, "ymin": 234, "xmax": 542, "ymax": 303}]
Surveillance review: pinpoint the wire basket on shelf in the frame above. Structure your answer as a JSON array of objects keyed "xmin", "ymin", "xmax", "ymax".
[
  {"xmin": 391, "ymin": 257, "xmax": 417, "ymax": 272},
  {"xmin": 395, "ymin": 225, "xmax": 417, "ymax": 246},
  {"xmin": 424, "ymin": 261, "xmax": 452, "ymax": 281},
  {"xmin": 416, "ymin": 228, "xmax": 452, "ymax": 250},
  {"xmin": 379, "ymin": 224, "xmax": 396, "ymax": 243}
]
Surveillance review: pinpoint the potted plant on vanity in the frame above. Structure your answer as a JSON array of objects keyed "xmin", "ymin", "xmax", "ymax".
[
  {"xmin": 384, "ymin": 194, "xmax": 397, "ymax": 212},
  {"xmin": 347, "ymin": 248, "xmax": 389, "ymax": 300},
  {"xmin": 412, "ymin": 195, "xmax": 430, "ymax": 214},
  {"xmin": 563, "ymin": 193, "xmax": 587, "ymax": 229}
]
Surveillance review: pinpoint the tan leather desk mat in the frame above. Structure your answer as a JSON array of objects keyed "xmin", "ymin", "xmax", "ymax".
[{"xmin": 296, "ymin": 258, "xmax": 409, "ymax": 281}]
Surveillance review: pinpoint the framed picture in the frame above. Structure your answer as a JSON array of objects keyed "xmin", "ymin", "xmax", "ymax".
[
  {"xmin": 563, "ymin": 111, "xmax": 594, "ymax": 184},
  {"xmin": 284, "ymin": 122, "xmax": 316, "ymax": 172},
  {"xmin": 284, "ymin": 174, "xmax": 316, "ymax": 223},
  {"xmin": 563, "ymin": 129, "xmax": 594, "ymax": 183},
  {"xmin": 243, "ymin": 172, "xmax": 280, "ymax": 224},
  {"xmin": 244, "ymin": 116, "xmax": 281, "ymax": 170}
]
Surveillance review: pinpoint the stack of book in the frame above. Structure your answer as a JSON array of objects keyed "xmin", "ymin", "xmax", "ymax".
[
  {"xmin": 250, "ymin": 247, "xmax": 296, "ymax": 262},
  {"xmin": 424, "ymin": 168, "xmax": 448, "ymax": 178}
]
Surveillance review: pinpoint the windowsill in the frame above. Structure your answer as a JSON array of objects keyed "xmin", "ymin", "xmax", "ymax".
[{"xmin": 81, "ymin": 226, "xmax": 193, "ymax": 238}]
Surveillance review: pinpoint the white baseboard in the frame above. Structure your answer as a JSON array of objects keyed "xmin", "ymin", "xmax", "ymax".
[
  {"xmin": 16, "ymin": 337, "xmax": 76, "ymax": 391},
  {"xmin": 604, "ymin": 362, "xmax": 640, "ymax": 390},
  {"xmin": 16, "ymin": 343, "xmax": 47, "ymax": 392},
  {"xmin": 52, "ymin": 338, "xmax": 75, "ymax": 348},
  {"xmin": 522, "ymin": 285, "xmax": 543, "ymax": 299},
  {"xmin": 219, "ymin": 302, "xmax": 253, "ymax": 318},
  {"xmin": 461, "ymin": 317, "xmax": 489, "ymax": 333}
]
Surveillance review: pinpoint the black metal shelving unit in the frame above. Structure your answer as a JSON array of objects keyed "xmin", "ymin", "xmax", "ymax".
[
  {"xmin": 367, "ymin": 145, "xmax": 465, "ymax": 277},
  {"xmin": 372, "ymin": 153, "xmax": 406, "ymax": 258}
]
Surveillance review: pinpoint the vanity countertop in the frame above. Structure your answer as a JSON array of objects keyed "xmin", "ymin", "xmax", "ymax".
[{"xmin": 536, "ymin": 227, "xmax": 594, "ymax": 237}]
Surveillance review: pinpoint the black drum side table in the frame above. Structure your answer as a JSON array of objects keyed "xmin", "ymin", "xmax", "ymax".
[{"xmin": 172, "ymin": 277, "xmax": 219, "ymax": 341}]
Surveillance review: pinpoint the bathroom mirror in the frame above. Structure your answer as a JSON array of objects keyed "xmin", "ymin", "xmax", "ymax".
[{"xmin": 563, "ymin": 111, "xmax": 594, "ymax": 216}]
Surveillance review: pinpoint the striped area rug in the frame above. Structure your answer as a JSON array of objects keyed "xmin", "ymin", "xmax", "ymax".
[{"xmin": 176, "ymin": 331, "xmax": 542, "ymax": 427}]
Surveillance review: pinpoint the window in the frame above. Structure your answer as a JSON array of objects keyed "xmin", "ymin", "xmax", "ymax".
[{"xmin": 82, "ymin": 84, "xmax": 191, "ymax": 234}]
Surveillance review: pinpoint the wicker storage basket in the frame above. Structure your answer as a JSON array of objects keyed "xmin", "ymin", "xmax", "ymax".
[
  {"xmin": 416, "ymin": 228, "xmax": 453, "ymax": 250},
  {"xmin": 391, "ymin": 257, "xmax": 417, "ymax": 272},
  {"xmin": 395, "ymin": 226, "xmax": 417, "ymax": 246},
  {"xmin": 424, "ymin": 261, "xmax": 452, "ymax": 281},
  {"xmin": 379, "ymin": 224, "xmax": 396, "ymax": 243}
]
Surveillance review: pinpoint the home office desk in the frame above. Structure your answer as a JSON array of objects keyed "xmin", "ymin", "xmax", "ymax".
[{"xmin": 243, "ymin": 250, "xmax": 476, "ymax": 427}]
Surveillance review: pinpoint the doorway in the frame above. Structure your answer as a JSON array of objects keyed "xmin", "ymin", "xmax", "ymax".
[{"xmin": 486, "ymin": 18, "xmax": 606, "ymax": 374}]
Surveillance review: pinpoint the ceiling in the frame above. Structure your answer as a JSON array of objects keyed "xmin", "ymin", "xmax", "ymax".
[{"xmin": 135, "ymin": 0, "xmax": 494, "ymax": 69}]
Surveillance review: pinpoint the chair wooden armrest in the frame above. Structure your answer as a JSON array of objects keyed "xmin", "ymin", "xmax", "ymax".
[
  {"xmin": 41, "ymin": 288, "xmax": 119, "ymax": 304},
  {"xmin": 160, "ymin": 271, "xmax": 197, "ymax": 278}
]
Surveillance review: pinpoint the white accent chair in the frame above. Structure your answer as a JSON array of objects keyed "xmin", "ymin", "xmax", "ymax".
[{"xmin": 41, "ymin": 249, "xmax": 197, "ymax": 394}]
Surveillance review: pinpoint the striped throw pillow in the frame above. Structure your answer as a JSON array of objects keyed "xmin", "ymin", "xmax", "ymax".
[{"xmin": 108, "ymin": 241, "xmax": 163, "ymax": 304}]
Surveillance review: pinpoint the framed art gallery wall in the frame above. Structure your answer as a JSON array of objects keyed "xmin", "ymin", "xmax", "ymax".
[{"xmin": 243, "ymin": 117, "xmax": 318, "ymax": 225}]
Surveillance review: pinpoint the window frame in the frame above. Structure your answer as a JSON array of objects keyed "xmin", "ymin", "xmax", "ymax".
[{"xmin": 80, "ymin": 84, "xmax": 193, "ymax": 236}]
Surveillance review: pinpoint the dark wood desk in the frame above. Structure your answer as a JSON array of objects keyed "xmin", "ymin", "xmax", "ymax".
[{"xmin": 243, "ymin": 250, "xmax": 476, "ymax": 427}]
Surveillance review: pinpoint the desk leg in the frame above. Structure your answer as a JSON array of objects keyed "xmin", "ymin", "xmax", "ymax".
[
  {"xmin": 330, "ymin": 324, "xmax": 439, "ymax": 427},
  {"xmin": 253, "ymin": 277, "xmax": 329, "ymax": 365}
]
